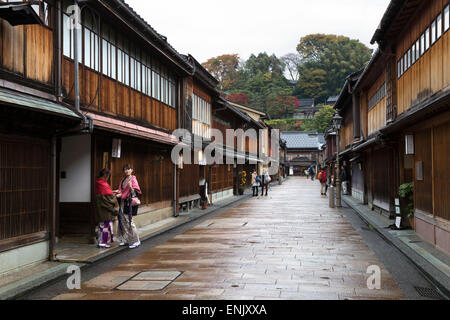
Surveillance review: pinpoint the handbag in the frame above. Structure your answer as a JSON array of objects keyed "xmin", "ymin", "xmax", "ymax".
[{"xmin": 131, "ymin": 196, "xmax": 141, "ymax": 207}]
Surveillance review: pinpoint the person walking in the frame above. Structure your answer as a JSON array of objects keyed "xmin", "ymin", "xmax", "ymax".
[
  {"xmin": 94, "ymin": 168, "xmax": 119, "ymax": 249},
  {"xmin": 251, "ymin": 170, "xmax": 259, "ymax": 197},
  {"xmin": 318, "ymin": 168, "xmax": 327, "ymax": 196},
  {"xmin": 308, "ymin": 165, "xmax": 315, "ymax": 181},
  {"xmin": 115, "ymin": 164, "xmax": 142, "ymax": 249}
]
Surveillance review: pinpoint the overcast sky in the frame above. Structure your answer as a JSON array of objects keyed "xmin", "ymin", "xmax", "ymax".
[{"xmin": 125, "ymin": 0, "xmax": 391, "ymax": 64}]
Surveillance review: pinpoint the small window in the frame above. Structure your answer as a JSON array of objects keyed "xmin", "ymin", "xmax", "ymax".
[
  {"xmin": 431, "ymin": 20, "xmax": 436, "ymax": 44},
  {"xmin": 415, "ymin": 40, "xmax": 420, "ymax": 61},
  {"xmin": 425, "ymin": 27, "xmax": 430, "ymax": 51},
  {"xmin": 445, "ymin": 5, "xmax": 449, "ymax": 32},
  {"xmin": 400, "ymin": 57, "xmax": 404, "ymax": 75},
  {"xmin": 437, "ymin": 13, "xmax": 442, "ymax": 39},
  {"xmin": 411, "ymin": 45, "xmax": 415, "ymax": 65},
  {"xmin": 407, "ymin": 49, "xmax": 411, "ymax": 68},
  {"xmin": 404, "ymin": 53, "xmax": 408, "ymax": 71},
  {"xmin": 420, "ymin": 33, "xmax": 425, "ymax": 55},
  {"xmin": 398, "ymin": 60, "xmax": 401, "ymax": 78}
]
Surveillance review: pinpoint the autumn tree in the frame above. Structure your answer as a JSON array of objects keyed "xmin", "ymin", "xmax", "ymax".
[
  {"xmin": 201, "ymin": 54, "xmax": 241, "ymax": 90},
  {"xmin": 226, "ymin": 93, "xmax": 250, "ymax": 105}
]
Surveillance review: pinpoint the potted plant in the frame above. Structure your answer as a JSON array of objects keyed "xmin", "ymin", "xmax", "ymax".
[
  {"xmin": 398, "ymin": 182, "xmax": 414, "ymax": 229},
  {"xmin": 238, "ymin": 170, "xmax": 247, "ymax": 195}
]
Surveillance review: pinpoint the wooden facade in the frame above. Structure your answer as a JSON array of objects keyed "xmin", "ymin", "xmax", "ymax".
[
  {"xmin": 0, "ymin": 0, "xmax": 280, "ymax": 272},
  {"xmin": 330, "ymin": 0, "xmax": 450, "ymax": 255}
]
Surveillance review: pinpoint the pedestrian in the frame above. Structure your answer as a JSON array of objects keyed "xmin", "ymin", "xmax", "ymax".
[
  {"xmin": 340, "ymin": 166, "xmax": 348, "ymax": 195},
  {"xmin": 251, "ymin": 170, "xmax": 259, "ymax": 197},
  {"xmin": 318, "ymin": 168, "xmax": 327, "ymax": 196},
  {"xmin": 261, "ymin": 170, "xmax": 271, "ymax": 197},
  {"xmin": 94, "ymin": 168, "xmax": 119, "ymax": 249},
  {"xmin": 308, "ymin": 165, "xmax": 315, "ymax": 181},
  {"xmin": 115, "ymin": 164, "xmax": 142, "ymax": 249}
]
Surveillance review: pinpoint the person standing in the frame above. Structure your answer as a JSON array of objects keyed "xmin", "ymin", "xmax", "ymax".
[
  {"xmin": 340, "ymin": 166, "xmax": 348, "ymax": 195},
  {"xmin": 318, "ymin": 168, "xmax": 327, "ymax": 196},
  {"xmin": 94, "ymin": 169, "xmax": 119, "ymax": 249},
  {"xmin": 115, "ymin": 164, "xmax": 142, "ymax": 249},
  {"xmin": 261, "ymin": 170, "xmax": 271, "ymax": 197},
  {"xmin": 251, "ymin": 170, "xmax": 259, "ymax": 197}
]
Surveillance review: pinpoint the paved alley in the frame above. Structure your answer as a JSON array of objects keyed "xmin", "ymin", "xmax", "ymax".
[{"xmin": 54, "ymin": 177, "xmax": 406, "ymax": 300}]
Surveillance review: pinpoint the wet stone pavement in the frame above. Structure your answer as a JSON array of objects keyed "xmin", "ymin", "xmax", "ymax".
[{"xmin": 54, "ymin": 177, "xmax": 406, "ymax": 300}]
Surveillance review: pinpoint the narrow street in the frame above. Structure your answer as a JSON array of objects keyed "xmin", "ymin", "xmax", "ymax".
[{"xmin": 44, "ymin": 177, "xmax": 417, "ymax": 300}]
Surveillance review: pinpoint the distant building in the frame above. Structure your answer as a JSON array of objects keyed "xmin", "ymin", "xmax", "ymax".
[
  {"xmin": 288, "ymin": 98, "xmax": 323, "ymax": 119},
  {"xmin": 281, "ymin": 132, "xmax": 325, "ymax": 176},
  {"xmin": 327, "ymin": 96, "xmax": 339, "ymax": 106}
]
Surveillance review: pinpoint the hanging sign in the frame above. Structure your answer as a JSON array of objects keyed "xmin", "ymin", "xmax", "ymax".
[{"xmin": 112, "ymin": 139, "xmax": 122, "ymax": 158}]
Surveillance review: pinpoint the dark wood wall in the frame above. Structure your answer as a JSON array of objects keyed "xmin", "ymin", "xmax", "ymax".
[
  {"xmin": 351, "ymin": 162, "xmax": 365, "ymax": 194},
  {"xmin": 432, "ymin": 122, "xmax": 450, "ymax": 220},
  {"xmin": 210, "ymin": 164, "xmax": 233, "ymax": 193},
  {"xmin": 370, "ymin": 147, "xmax": 394, "ymax": 211},
  {"xmin": 94, "ymin": 133, "xmax": 174, "ymax": 206},
  {"xmin": 179, "ymin": 162, "xmax": 199, "ymax": 198},
  {"xmin": 0, "ymin": 134, "xmax": 50, "ymax": 241}
]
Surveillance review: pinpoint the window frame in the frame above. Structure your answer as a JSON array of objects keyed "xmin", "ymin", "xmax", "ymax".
[
  {"xmin": 431, "ymin": 19, "xmax": 437, "ymax": 45},
  {"xmin": 425, "ymin": 27, "xmax": 430, "ymax": 51},
  {"xmin": 445, "ymin": 5, "xmax": 449, "ymax": 33},
  {"xmin": 437, "ymin": 12, "xmax": 442, "ymax": 39}
]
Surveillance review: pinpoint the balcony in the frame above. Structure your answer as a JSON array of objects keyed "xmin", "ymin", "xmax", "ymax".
[{"xmin": 0, "ymin": 0, "xmax": 47, "ymax": 26}]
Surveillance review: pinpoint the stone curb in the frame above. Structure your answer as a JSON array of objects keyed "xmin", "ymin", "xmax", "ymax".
[
  {"xmin": 342, "ymin": 196, "xmax": 450, "ymax": 300},
  {"xmin": 0, "ymin": 263, "xmax": 85, "ymax": 300}
]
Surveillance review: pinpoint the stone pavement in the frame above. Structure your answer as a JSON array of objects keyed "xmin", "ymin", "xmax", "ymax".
[
  {"xmin": 0, "ymin": 189, "xmax": 253, "ymax": 300},
  {"xmin": 54, "ymin": 177, "xmax": 406, "ymax": 300},
  {"xmin": 343, "ymin": 195, "xmax": 450, "ymax": 298}
]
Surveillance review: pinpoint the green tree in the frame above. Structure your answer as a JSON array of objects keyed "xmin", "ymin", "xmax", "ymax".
[
  {"xmin": 304, "ymin": 105, "xmax": 336, "ymax": 133},
  {"xmin": 295, "ymin": 34, "xmax": 372, "ymax": 102}
]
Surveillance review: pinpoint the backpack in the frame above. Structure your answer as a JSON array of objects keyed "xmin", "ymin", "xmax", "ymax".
[{"xmin": 318, "ymin": 172, "xmax": 323, "ymax": 181}]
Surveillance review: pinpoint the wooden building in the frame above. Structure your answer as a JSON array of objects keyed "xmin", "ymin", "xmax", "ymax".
[
  {"xmin": 0, "ymin": 0, "xmax": 86, "ymax": 273},
  {"xmin": 0, "ymin": 0, "xmax": 284, "ymax": 273},
  {"xmin": 331, "ymin": 0, "xmax": 450, "ymax": 256}
]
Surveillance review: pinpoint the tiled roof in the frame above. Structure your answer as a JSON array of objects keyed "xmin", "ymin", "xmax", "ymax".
[
  {"xmin": 280, "ymin": 132, "xmax": 325, "ymax": 150},
  {"xmin": 298, "ymin": 99, "xmax": 315, "ymax": 108},
  {"xmin": 0, "ymin": 87, "xmax": 81, "ymax": 119}
]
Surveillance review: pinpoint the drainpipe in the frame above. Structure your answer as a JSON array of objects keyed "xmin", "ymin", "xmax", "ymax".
[
  {"xmin": 173, "ymin": 163, "xmax": 178, "ymax": 217},
  {"xmin": 56, "ymin": 0, "xmax": 63, "ymax": 102},
  {"xmin": 49, "ymin": 136, "xmax": 57, "ymax": 261},
  {"xmin": 73, "ymin": 0, "xmax": 80, "ymax": 112}
]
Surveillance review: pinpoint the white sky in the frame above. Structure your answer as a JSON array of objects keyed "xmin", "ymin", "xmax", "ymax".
[{"xmin": 125, "ymin": 0, "xmax": 391, "ymax": 64}]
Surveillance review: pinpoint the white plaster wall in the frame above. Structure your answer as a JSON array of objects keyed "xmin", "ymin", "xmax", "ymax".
[
  {"xmin": 0, "ymin": 241, "xmax": 49, "ymax": 275},
  {"xmin": 212, "ymin": 189, "xmax": 234, "ymax": 203},
  {"xmin": 60, "ymin": 135, "xmax": 92, "ymax": 203}
]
